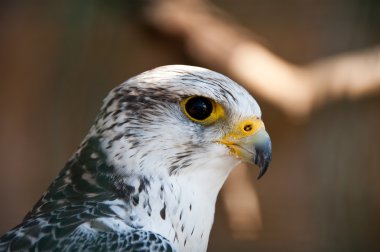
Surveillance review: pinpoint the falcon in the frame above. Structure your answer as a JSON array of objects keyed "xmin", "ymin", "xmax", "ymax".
[{"xmin": 0, "ymin": 65, "xmax": 271, "ymax": 251}]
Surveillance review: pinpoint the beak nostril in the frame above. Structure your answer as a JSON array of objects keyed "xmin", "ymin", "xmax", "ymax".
[{"xmin": 243, "ymin": 124, "xmax": 252, "ymax": 132}]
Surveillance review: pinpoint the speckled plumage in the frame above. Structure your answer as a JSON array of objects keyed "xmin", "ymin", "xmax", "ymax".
[{"xmin": 0, "ymin": 65, "xmax": 271, "ymax": 252}]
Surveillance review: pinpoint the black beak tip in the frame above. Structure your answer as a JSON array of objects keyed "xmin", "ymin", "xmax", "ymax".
[
  {"xmin": 254, "ymin": 140, "xmax": 272, "ymax": 180},
  {"xmin": 256, "ymin": 158, "xmax": 270, "ymax": 179}
]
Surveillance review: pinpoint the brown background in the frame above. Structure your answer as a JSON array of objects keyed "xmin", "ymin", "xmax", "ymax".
[{"xmin": 0, "ymin": 0, "xmax": 379, "ymax": 251}]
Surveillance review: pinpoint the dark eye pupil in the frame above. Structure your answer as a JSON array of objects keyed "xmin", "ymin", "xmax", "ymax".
[{"xmin": 185, "ymin": 97, "xmax": 213, "ymax": 120}]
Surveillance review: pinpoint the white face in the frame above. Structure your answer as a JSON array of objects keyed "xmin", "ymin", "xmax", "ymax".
[
  {"xmin": 78, "ymin": 65, "xmax": 271, "ymax": 252},
  {"xmin": 91, "ymin": 65, "xmax": 268, "ymax": 179}
]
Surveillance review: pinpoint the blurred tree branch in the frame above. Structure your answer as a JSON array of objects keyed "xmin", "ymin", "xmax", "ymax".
[{"xmin": 144, "ymin": 0, "xmax": 380, "ymax": 118}]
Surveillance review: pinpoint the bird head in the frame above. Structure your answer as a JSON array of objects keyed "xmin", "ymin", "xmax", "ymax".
[{"xmin": 91, "ymin": 65, "xmax": 271, "ymax": 182}]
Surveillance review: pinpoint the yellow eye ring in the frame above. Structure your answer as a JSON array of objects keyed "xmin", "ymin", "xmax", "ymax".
[{"xmin": 180, "ymin": 96, "xmax": 225, "ymax": 125}]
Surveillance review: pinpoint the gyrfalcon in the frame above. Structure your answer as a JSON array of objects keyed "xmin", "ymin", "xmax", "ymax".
[{"xmin": 0, "ymin": 65, "xmax": 271, "ymax": 252}]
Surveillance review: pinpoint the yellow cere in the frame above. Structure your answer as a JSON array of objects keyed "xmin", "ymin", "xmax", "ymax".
[
  {"xmin": 180, "ymin": 97, "xmax": 225, "ymax": 125},
  {"xmin": 219, "ymin": 117, "xmax": 264, "ymax": 156},
  {"xmin": 238, "ymin": 117, "xmax": 264, "ymax": 137}
]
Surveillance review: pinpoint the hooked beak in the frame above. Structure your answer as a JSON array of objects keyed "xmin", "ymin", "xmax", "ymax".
[
  {"xmin": 220, "ymin": 119, "xmax": 272, "ymax": 179},
  {"xmin": 245, "ymin": 128, "xmax": 272, "ymax": 179}
]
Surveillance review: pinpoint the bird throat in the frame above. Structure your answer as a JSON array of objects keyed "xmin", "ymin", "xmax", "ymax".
[{"xmin": 53, "ymin": 136, "xmax": 237, "ymax": 252}]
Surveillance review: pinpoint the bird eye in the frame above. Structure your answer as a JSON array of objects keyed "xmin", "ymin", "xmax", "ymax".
[
  {"xmin": 185, "ymin": 97, "xmax": 213, "ymax": 120},
  {"xmin": 180, "ymin": 96, "xmax": 225, "ymax": 125}
]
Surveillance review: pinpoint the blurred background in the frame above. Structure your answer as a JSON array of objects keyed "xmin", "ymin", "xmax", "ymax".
[{"xmin": 0, "ymin": 0, "xmax": 380, "ymax": 251}]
